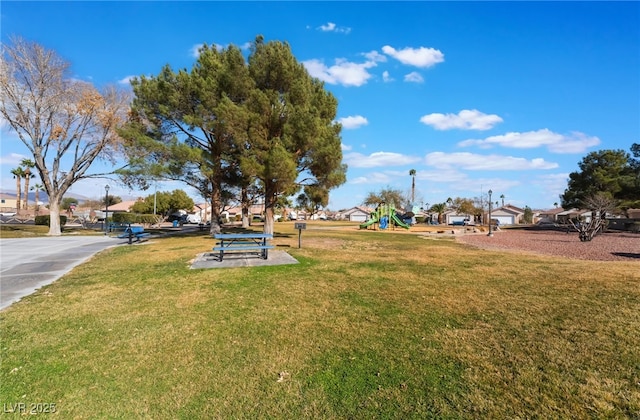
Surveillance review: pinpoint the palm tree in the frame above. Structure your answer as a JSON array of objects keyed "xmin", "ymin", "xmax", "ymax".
[
  {"xmin": 10, "ymin": 167, "xmax": 25, "ymax": 211},
  {"xmin": 553, "ymin": 202, "xmax": 558, "ymax": 208},
  {"xmin": 20, "ymin": 159, "xmax": 36, "ymax": 210},
  {"xmin": 409, "ymin": 169, "xmax": 416, "ymax": 204},
  {"xmin": 446, "ymin": 197, "xmax": 453, "ymax": 208},
  {"xmin": 500, "ymin": 194, "xmax": 505, "ymax": 207},
  {"xmin": 32, "ymin": 183, "xmax": 45, "ymax": 213},
  {"xmin": 430, "ymin": 202, "xmax": 447, "ymax": 224}
]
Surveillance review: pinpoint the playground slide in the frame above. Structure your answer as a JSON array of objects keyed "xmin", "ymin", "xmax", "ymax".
[
  {"xmin": 390, "ymin": 213, "xmax": 411, "ymax": 229},
  {"xmin": 359, "ymin": 216, "xmax": 378, "ymax": 229}
]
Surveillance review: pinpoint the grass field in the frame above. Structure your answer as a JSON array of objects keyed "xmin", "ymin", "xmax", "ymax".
[{"xmin": 1, "ymin": 222, "xmax": 638, "ymax": 418}]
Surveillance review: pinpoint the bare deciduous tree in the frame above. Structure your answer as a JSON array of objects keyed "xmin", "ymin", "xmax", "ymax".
[{"xmin": 0, "ymin": 37, "xmax": 129, "ymax": 235}]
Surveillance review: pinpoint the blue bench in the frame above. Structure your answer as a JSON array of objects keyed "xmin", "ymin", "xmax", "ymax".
[
  {"xmin": 212, "ymin": 233, "xmax": 274, "ymax": 261},
  {"xmin": 117, "ymin": 225, "xmax": 151, "ymax": 244}
]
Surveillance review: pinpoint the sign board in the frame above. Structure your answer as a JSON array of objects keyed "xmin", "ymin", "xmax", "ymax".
[{"xmin": 294, "ymin": 223, "xmax": 307, "ymax": 230}]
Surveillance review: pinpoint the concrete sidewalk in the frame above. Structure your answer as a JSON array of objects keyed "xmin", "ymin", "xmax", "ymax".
[
  {"xmin": 0, "ymin": 235, "xmax": 121, "ymax": 310},
  {"xmin": 190, "ymin": 249, "xmax": 299, "ymax": 269}
]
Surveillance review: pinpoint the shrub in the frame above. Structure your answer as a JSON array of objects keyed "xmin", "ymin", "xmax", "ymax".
[
  {"xmin": 35, "ymin": 215, "xmax": 67, "ymax": 226},
  {"xmin": 112, "ymin": 213, "xmax": 137, "ymax": 224}
]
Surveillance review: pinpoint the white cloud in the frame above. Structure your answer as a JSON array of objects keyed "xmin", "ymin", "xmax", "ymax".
[
  {"xmin": 382, "ymin": 71, "xmax": 393, "ymax": 82},
  {"xmin": 382, "ymin": 45, "xmax": 444, "ymax": 68},
  {"xmin": 404, "ymin": 72, "xmax": 424, "ymax": 83},
  {"xmin": 341, "ymin": 143, "xmax": 353, "ymax": 151},
  {"xmin": 420, "ymin": 109, "xmax": 503, "ymax": 131},
  {"xmin": 319, "ymin": 22, "xmax": 336, "ymax": 31},
  {"xmin": 0, "ymin": 152, "xmax": 28, "ymax": 166},
  {"xmin": 425, "ymin": 152, "xmax": 558, "ymax": 170},
  {"xmin": 457, "ymin": 129, "xmax": 600, "ymax": 153},
  {"xmin": 338, "ymin": 115, "xmax": 369, "ymax": 129},
  {"xmin": 350, "ymin": 172, "xmax": 392, "ymax": 184},
  {"xmin": 118, "ymin": 75, "xmax": 136, "ymax": 85},
  {"xmin": 190, "ymin": 43, "xmax": 224, "ymax": 58},
  {"xmin": 190, "ymin": 43, "xmax": 204, "ymax": 58},
  {"xmin": 363, "ymin": 50, "xmax": 387, "ymax": 63},
  {"xmin": 535, "ymin": 172, "xmax": 570, "ymax": 201},
  {"xmin": 303, "ymin": 58, "xmax": 377, "ymax": 87},
  {"xmin": 344, "ymin": 151, "xmax": 421, "ymax": 168},
  {"xmin": 318, "ymin": 22, "xmax": 351, "ymax": 34}
]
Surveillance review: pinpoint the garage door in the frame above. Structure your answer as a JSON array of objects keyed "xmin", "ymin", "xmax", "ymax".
[
  {"xmin": 494, "ymin": 216, "xmax": 515, "ymax": 226},
  {"xmin": 350, "ymin": 214, "xmax": 367, "ymax": 222}
]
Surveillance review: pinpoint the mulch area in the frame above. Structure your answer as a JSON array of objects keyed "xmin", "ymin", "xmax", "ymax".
[{"xmin": 455, "ymin": 228, "xmax": 640, "ymax": 262}]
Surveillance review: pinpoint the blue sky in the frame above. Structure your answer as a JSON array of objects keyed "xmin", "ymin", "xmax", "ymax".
[{"xmin": 1, "ymin": 1, "xmax": 638, "ymax": 211}]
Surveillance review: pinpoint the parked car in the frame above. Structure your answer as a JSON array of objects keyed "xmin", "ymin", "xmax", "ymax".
[
  {"xmin": 168, "ymin": 213, "xmax": 187, "ymax": 223},
  {"xmin": 185, "ymin": 213, "xmax": 201, "ymax": 224}
]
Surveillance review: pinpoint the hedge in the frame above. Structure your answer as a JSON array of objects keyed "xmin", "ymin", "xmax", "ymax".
[
  {"xmin": 35, "ymin": 215, "xmax": 67, "ymax": 226},
  {"xmin": 111, "ymin": 213, "xmax": 161, "ymax": 225}
]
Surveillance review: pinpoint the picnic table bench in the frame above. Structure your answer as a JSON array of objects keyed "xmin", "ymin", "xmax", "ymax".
[
  {"xmin": 212, "ymin": 233, "xmax": 274, "ymax": 261},
  {"xmin": 117, "ymin": 225, "xmax": 151, "ymax": 244}
]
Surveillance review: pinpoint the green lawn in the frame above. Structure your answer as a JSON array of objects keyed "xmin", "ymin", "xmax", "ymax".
[{"xmin": 1, "ymin": 222, "xmax": 638, "ymax": 418}]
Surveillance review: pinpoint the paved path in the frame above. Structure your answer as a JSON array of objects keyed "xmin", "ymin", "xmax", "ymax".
[{"xmin": 0, "ymin": 235, "xmax": 121, "ymax": 310}]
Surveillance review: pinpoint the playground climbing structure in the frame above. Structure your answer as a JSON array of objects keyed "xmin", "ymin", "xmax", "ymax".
[{"xmin": 359, "ymin": 203, "xmax": 411, "ymax": 230}]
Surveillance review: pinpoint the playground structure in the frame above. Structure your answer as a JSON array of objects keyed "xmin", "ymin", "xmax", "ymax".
[{"xmin": 359, "ymin": 203, "xmax": 411, "ymax": 230}]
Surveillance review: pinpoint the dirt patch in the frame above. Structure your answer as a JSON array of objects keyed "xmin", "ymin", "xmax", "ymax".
[{"xmin": 456, "ymin": 229, "xmax": 640, "ymax": 261}]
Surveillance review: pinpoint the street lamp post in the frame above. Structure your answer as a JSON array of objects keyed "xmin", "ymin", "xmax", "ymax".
[
  {"xmin": 487, "ymin": 189, "xmax": 493, "ymax": 237},
  {"xmin": 105, "ymin": 184, "xmax": 110, "ymax": 235}
]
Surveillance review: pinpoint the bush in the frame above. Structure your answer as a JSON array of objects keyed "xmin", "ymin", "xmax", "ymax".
[
  {"xmin": 35, "ymin": 215, "xmax": 67, "ymax": 226},
  {"xmin": 112, "ymin": 213, "xmax": 137, "ymax": 224},
  {"xmin": 111, "ymin": 213, "xmax": 161, "ymax": 226}
]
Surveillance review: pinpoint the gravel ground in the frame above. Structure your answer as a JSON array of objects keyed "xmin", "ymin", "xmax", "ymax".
[{"xmin": 455, "ymin": 228, "xmax": 640, "ymax": 262}]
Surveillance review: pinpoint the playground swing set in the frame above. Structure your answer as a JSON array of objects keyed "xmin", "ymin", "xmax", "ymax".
[{"xmin": 359, "ymin": 203, "xmax": 411, "ymax": 231}]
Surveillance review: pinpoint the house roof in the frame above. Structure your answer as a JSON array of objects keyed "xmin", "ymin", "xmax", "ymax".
[
  {"xmin": 499, "ymin": 204, "xmax": 525, "ymax": 214},
  {"xmin": 342, "ymin": 206, "xmax": 373, "ymax": 215},
  {"xmin": 538, "ymin": 207, "xmax": 566, "ymax": 216},
  {"xmin": 104, "ymin": 200, "xmax": 137, "ymax": 212},
  {"xmin": 557, "ymin": 208, "xmax": 592, "ymax": 216},
  {"xmin": 493, "ymin": 206, "xmax": 523, "ymax": 216}
]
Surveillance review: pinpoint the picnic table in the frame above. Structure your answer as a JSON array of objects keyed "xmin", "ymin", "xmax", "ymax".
[{"xmin": 212, "ymin": 233, "xmax": 274, "ymax": 261}]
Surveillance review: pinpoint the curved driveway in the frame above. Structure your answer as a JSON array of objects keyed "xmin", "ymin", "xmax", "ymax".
[{"xmin": 0, "ymin": 235, "xmax": 121, "ymax": 310}]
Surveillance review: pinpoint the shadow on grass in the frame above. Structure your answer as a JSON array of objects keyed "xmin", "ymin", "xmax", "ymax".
[{"xmin": 611, "ymin": 252, "xmax": 640, "ymax": 259}]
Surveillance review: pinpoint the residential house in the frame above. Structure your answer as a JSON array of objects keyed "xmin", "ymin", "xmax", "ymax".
[
  {"xmin": 338, "ymin": 206, "xmax": 373, "ymax": 222},
  {"xmin": 556, "ymin": 208, "xmax": 594, "ymax": 224},
  {"xmin": 490, "ymin": 205, "xmax": 526, "ymax": 226},
  {"xmin": 536, "ymin": 207, "xmax": 566, "ymax": 224},
  {"xmin": 0, "ymin": 193, "xmax": 18, "ymax": 214},
  {"xmin": 443, "ymin": 210, "xmax": 473, "ymax": 225}
]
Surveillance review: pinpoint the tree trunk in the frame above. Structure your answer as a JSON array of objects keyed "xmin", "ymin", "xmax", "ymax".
[
  {"xmin": 263, "ymin": 182, "xmax": 277, "ymax": 235},
  {"xmin": 48, "ymin": 198, "xmax": 62, "ymax": 236},
  {"xmin": 241, "ymin": 186, "xmax": 250, "ymax": 228},
  {"xmin": 411, "ymin": 177, "xmax": 415, "ymax": 204},
  {"xmin": 15, "ymin": 177, "xmax": 22, "ymax": 211},
  {"xmin": 208, "ymin": 189, "xmax": 222, "ymax": 235},
  {"xmin": 23, "ymin": 173, "xmax": 31, "ymax": 210}
]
